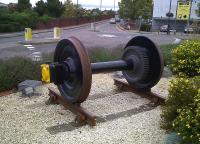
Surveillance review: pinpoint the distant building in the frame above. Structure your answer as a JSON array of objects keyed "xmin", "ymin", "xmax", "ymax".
[
  {"xmin": 152, "ymin": 0, "xmax": 200, "ymax": 32},
  {"xmin": 0, "ymin": 2, "xmax": 7, "ymax": 7}
]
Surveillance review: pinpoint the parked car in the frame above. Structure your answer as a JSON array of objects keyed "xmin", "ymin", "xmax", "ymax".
[
  {"xmin": 109, "ymin": 18, "xmax": 116, "ymax": 24},
  {"xmin": 184, "ymin": 26, "xmax": 194, "ymax": 33},
  {"xmin": 115, "ymin": 17, "xmax": 121, "ymax": 22},
  {"xmin": 160, "ymin": 25, "xmax": 168, "ymax": 32},
  {"xmin": 115, "ymin": 15, "xmax": 120, "ymax": 22},
  {"xmin": 160, "ymin": 25, "xmax": 176, "ymax": 33}
]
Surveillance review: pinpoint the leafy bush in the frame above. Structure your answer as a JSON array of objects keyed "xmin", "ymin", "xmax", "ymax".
[
  {"xmin": 170, "ymin": 40, "xmax": 200, "ymax": 77},
  {"xmin": 0, "ymin": 11, "xmax": 39, "ymax": 32},
  {"xmin": 160, "ymin": 44, "xmax": 179, "ymax": 66},
  {"xmin": 0, "ymin": 57, "xmax": 41, "ymax": 92},
  {"xmin": 38, "ymin": 15, "xmax": 54, "ymax": 24},
  {"xmin": 0, "ymin": 23, "xmax": 21, "ymax": 32},
  {"xmin": 161, "ymin": 77, "xmax": 200, "ymax": 130},
  {"xmin": 173, "ymin": 88, "xmax": 200, "ymax": 144},
  {"xmin": 139, "ymin": 24, "xmax": 151, "ymax": 32}
]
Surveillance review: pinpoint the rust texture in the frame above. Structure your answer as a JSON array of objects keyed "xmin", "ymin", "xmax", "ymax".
[
  {"xmin": 48, "ymin": 87, "xmax": 97, "ymax": 126},
  {"xmin": 113, "ymin": 78, "xmax": 165, "ymax": 105}
]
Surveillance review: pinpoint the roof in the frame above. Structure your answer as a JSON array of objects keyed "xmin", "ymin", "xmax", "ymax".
[{"xmin": 0, "ymin": 2, "xmax": 7, "ymax": 7}]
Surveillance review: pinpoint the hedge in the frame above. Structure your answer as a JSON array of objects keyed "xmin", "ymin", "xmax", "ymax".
[
  {"xmin": 0, "ymin": 57, "xmax": 41, "ymax": 92},
  {"xmin": 170, "ymin": 40, "xmax": 200, "ymax": 77}
]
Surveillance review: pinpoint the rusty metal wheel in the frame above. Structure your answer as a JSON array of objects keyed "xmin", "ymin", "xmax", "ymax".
[
  {"xmin": 54, "ymin": 37, "xmax": 92, "ymax": 103},
  {"xmin": 123, "ymin": 36, "xmax": 164, "ymax": 91}
]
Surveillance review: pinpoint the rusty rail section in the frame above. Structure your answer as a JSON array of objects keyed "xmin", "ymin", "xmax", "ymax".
[
  {"xmin": 114, "ymin": 78, "xmax": 166, "ymax": 105},
  {"xmin": 48, "ymin": 87, "xmax": 97, "ymax": 126},
  {"xmin": 48, "ymin": 79, "xmax": 165, "ymax": 127}
]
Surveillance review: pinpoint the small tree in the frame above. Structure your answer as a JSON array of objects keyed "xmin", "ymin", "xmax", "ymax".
[
  {"xmin": 118, "ymin": 0, "xmax": 153, "ymax": 20},
  {"xmin": 62, "ymin": 0, "xmax": 76, "ymax": 18},
  {"xmin": 46, "ymin": 0, "xmax": 65, "ymax": 17},
  {"xmin": 34, "ymin": 0, "xmax": 46, "ymax": 16},
  {"xmin": 17, "ymin": 0, "xmax": 32, "ymax": 12}
]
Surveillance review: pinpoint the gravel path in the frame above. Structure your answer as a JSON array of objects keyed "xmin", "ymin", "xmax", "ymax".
[{"xmin": 0, "ymin": 74, "xmax": 172, "ymax": 144}]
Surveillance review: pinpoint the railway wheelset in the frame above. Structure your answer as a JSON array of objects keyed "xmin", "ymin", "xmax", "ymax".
[{"xmin": 41, "ymin": 36, "xmax": 164, "ymax": 104}]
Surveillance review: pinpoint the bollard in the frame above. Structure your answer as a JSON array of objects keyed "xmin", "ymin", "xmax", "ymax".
[
  {"xmin": 54, "ymin": 27, "xmax": 61, "ymax": 39},
  {"xmin": 91, "ymin": 23, "xmax": 96, "ymax": 31},
  {"xmin": 25, "ymin": 28, "xmax": 32, "ymax": 41}
]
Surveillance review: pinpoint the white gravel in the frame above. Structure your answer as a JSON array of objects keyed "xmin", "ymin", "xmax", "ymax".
[{"xmin": 0, "ymin": 73, "xmax": 171, "ymax": 144}]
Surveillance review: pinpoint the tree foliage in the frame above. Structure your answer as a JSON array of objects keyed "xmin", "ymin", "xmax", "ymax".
[
  {"xmin": 17, "ymin": 0, "xmax": 32, "ymax": 12},
  {"xmin": 196, "ymin": 3, "xmax": 200, "ymax": 17},
  {"xmin": 34, "ymin": 0, "xmax": 46, "ymax": 16},
  {"xmin": 46, "ymin": 0, "xmax": 65, "ymax": 17},
  {"xmin": 118, "ymin": 0, "xmax": 153, "ymax": 20},
  {"xmin": 62, "ymin": 0, "xmax": 76, "ymax": 18}
]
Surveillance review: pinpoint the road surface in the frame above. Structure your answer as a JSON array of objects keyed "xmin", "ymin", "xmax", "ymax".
[{"xmin": 0, "ymin": 21, "xmax": 176, "ymax": 59}]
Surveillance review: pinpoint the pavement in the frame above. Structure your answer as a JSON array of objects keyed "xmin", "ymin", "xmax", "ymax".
[
  {"xmin": 0, "ymin": 73, "xmax": 172, "ymax": 144},
  {"xmin": 0, "ymin": 19, "xmax": 109, "ymax": 39}
]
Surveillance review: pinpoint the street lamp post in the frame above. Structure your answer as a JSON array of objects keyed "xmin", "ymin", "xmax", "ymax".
[
  {"xmin": 77, "ymin": 0, "xmax": 79, "ymax": 24},
  {"xmin": 114, "ymin": 0, "xmax": 116, "ymax": 11},
  {"xmin": 77, "ymin": 0, "xmax": 78, "ymax": 11},
  {"xmin": 187, "ymin": 0, "xmax": 192, "ymax": 26},
  {"xmin": 167, "ymin": 0, "xmax": 172, "ymax": 35},
  {"xmin": 100, "ymin": 0, "xmax": 102, "ymax": 11}
]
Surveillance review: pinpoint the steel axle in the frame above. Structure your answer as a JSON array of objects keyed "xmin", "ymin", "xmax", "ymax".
[
  {"xmin": 49, "ymin": 59, "xmax": 134, "ymax": 84},
  {"xmin": 91, "ymin": 60, "xmax": 133, "ymax": 74},
  {"xmin": 41, "ymin": 36, "xmax": 164, "ymax": 103}
]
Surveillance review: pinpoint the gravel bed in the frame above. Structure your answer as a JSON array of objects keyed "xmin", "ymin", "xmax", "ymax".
[{"xmin": 0, "ymin": 73, "xmax": 171, "ymax": 144}]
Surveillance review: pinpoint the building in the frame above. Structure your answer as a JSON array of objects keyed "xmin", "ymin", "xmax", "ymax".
[
  {"xmin": 0, "ymin": 2, "xmax": 7, "ymax": 7},
  {"xmin": 152, "ymin": 0, "xmax": 200, "ymax": 32}
]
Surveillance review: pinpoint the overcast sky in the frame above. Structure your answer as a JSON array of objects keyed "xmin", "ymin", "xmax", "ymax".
[{"xmin": 0, "ymin": 0, "xmax": 120, "ymax": 8}]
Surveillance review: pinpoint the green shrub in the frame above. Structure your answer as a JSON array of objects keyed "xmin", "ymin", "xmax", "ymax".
[
  {"xmin": 88, "ymin": 47, "xmax": 122, "ymax": 62},
  {"xmin": 173, "ymin": 88, "xmax": 200, "ymax": 144},
  {"xmin": 0, "ymin": 57, "xmax": 41, "ymax": 92},
  {"xmin": 170, "ymin": 40, "xmax": 200, "ymax": 77},
  {"xmin": 11, "ymin": 11, "xmax": 39, "ymax": 29},
  {"xmin": 160, "ymin": 44, "xmax": 179, "ymax": 66},
  {"xmin": 140, "ymin": 24, "xmax": 151, "ymax": 32},
  {"xmin": 0, "ymin": 11, "xmax": 39, "ymax": 32},
  {"xmin": 161, "ymin": 76, "xmax": 200, "ymax": 130},
  {"xmin": 0, "ymin": 22, "xmax": 18, "ymax": 32},
  {"xmin": 38, "ymin": 15, "xmax": 54, "ymax": 24}
]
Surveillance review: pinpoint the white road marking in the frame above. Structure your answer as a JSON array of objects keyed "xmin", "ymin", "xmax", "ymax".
[
  {"xmin": 31, "ymin": 55, "xmax": 42, "ymax": 61},
  {"xmin": 27, "ymin": 46, "xmax": 35, "ymax": 49},
  {"xmin": 24, "ymin": 45, "xmax": 32, "ymax": 47},
  {"xmin": 31, "ymin": 52, "xmax": 41, "ymax": 55},
  {"xmin": 24, "ymin": 44, "xmax": 36, "ymax": 51},
  {"xmin": 30, "ymin": 51, "xmax": 42, "ymax": 61},
  {"xmin": 98, "ymin": 34, "xmax": 117, "ymax": 38}
]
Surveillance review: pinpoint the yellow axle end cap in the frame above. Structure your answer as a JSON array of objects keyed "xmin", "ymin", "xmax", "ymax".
[{"xmin": 41, "ymin": 64, "xmax": 50, "ymax": 83}]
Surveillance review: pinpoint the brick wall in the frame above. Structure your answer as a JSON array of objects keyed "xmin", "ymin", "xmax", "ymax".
[{"xmin": 36, "ymin": 15, "xmax": 112, "ymax": 30}]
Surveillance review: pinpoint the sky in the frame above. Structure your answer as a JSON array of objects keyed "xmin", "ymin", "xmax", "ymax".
[{"xmin": 0, "ymin": 0, "xmax": 121, "ymax": 9}]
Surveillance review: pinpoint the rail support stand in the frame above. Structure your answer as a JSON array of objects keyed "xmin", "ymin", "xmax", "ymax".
[
  {"xmin": 48, "ymin": 87, "xmax": 97, "ymax": 126},
  {"xmin": 113, "ymin": 78, "xmax": 165, "ymax": 105}
]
